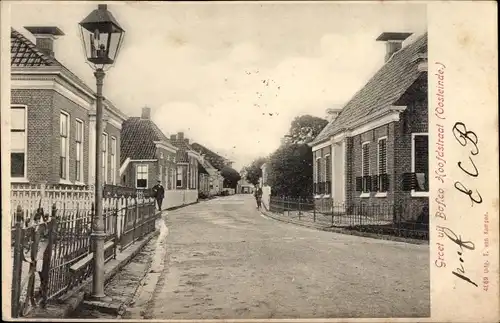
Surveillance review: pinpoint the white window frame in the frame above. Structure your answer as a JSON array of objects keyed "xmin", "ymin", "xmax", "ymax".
[
  {"xmin": 176, "ymin": 166, "xmax": 183, "ymax": 188},
  {"xmin": 75, "ymin": 119, "xmax": 85, "ymax": 184},
  {"xmin": 60, "ymin": 111, "xmax": 70, "ymax": 181},
  {"xmin": 360, "ymin": 141, "xmax": 370, "ymax": 197},
  {"xmin": 136, "ymin": 164, "xmax": 149, "ymax": 189},
  {"xmin": 102, "ymin": 132, "xmax": 108, "ymax": 184},
  {"xmin": 411, "ymin": 133, "xmax": 429, "ymax": 197},
  {"xmin": 376, "ymin": 136, "xmax": 388, "ymax": 197},
  {"xmin": 110, "ymin": 136, "xmax": 117, "ymax": 185},
  {"xmin": 324, "ymin": 153, "xmax": 331, "ymax": 196},
  {"xmin": 170, "ymin": 166, "xmax": 176, "ymax": 190},
  {"xmin": 10, "ymin": 105, "xmax": 28, "ymax": 181}
]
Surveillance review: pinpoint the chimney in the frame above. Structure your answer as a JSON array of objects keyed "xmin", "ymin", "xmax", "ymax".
[
  {"xmin": 24, "ymin": 26, "xmax": 65, "ymax": 58},
  {"xmin": 141, "ymin": 106, "xmax": 151, "ymax": 119},
  {"xmin": 376, "ymin": 32, "xmax": 413, "ymax": 62},
  {"xmin": 326, "ymin": 107, "xmax": 342, "ymax": 121},
  {"xmin": 170, "ymin": 134, "xmax": 176, "ymax": 141},
  {"xmin": 177, "ymin": 132, "xmax": 184, "ymax": 140}
]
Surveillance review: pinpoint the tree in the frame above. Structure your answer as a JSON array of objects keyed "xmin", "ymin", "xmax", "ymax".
[
  {"xmin": 244, "ymin": 157, "xmax": 267, "ymax": 185},
  {"xmin": 221, "ymin": 166, "xmax": 241, "ymax": 189},
  {"xmin": 267, "ymin": 143, "xmax": 313, "ymax": 197},
  {"xmin": 288, "ymin": 115, "xmax": 328, "ymax": 145}
]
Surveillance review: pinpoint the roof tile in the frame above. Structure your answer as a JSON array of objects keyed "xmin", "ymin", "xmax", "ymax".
[
  {"xmin": 313, "ymin": 33, "xmax": 427, "ymax": 144},
  {"xmin": 120, "ymin": 117, "xmax": 174, "ymax": 164}
]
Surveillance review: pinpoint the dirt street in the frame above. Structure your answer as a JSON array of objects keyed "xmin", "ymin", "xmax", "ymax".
[{"xmin": 138, "ymin": 194, "xmax": 429, "ymax": 319}]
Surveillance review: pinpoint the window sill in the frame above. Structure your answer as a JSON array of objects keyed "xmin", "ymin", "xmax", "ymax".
[
  {"xmin": 375, "ymin": 192, "xmax": 388, "ymax": 198},
  {"xmin": 59, "ymin": 179, "xmax": 73, "ymax": 185},
  {"xmin": 360, "ymin": 193, "xmax": 370, "ymax": 198},
  {"xmin": 314, "ymin": 195, "xmax": 322, "ymax": 199},
  {"xmin": 411, "ymin": 191, "xmax": 429, "ymax": 197},
  {"xmin": 74, "ymin": 181, "xmax": 86, "ymax": 186},
  {"xmin": 11, "ymin": 178, "xmax": 30, "ymax": 183}
]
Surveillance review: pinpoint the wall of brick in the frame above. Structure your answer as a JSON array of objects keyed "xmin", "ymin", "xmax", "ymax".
[
  {"xmin": 11, "ymin": 89, "xmax": 54, "ymax": 183},
  {"xmin": 345, "ymin": 95, "xmax": 429, "ymax": 220},
  {"xmin": 53, "ymin": 92, "xmax": 91, "ymax": 184},
  {"xmin": 124, "ymin": 161, "xmax": 157, "ymax": 189},
  {"xmin": 393, "ymin": 97, "xmax": 429, "ymax": 220}
]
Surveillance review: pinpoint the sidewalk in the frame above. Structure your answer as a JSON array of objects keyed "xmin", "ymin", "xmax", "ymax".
[{"xmin": 26, "ymin": 224, "xmax": 161, "ymax": 318}]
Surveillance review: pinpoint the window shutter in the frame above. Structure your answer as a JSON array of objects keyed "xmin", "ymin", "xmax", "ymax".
[
  {"xmin": 366, "ymin": 175, "xmax": 372, "ymax": 192},
  {"xmin": 355, "ymin": 177, "xmax": 362, "ymax": 191},
  {"xmin": 402, "ymin": 172, "xmax": 416, "ymax": 191},
  {"xmin": 381, "ymin": 173, "xmax": 390, "ymax": 192},
  {"xmin": 371, "ymin": 175, "xmax": 379, "ymax": 192}
]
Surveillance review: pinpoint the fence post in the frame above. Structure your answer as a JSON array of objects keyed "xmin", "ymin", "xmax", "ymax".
[
  {"xmin": 298, "ymin": 197, "xmax": 301, "ymax": 220},
  {"xmin": 134, "ymin": 197, "xmax": 139, "ymax": 242},
  {"xmin": 113, "ymin": 197, "xmax": 119, "ymax": 259},
  {"xmin": 313, "ymin": 199, "xmax": 316, "ymax": 222},
  {"xmin": 40, "ymin": 210, "xmax": 56, "ymax": 308},
  {"xmin": 331, "ymin": 201, "xmax": 334, "ymax": 225},
  {"xmin": 11, "ymin": 206, "xmax": 24, "ymax": 318}
]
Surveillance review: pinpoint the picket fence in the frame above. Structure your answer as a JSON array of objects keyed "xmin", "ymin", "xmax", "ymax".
[{"xmin": 9, "ymin": 183, "xmax": 159, "ymax": 318}]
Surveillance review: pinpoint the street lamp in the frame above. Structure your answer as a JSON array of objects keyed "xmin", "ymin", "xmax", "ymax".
[{"xmin": 79, "ymin": 4, "xmax": 125, "ymax": 301}]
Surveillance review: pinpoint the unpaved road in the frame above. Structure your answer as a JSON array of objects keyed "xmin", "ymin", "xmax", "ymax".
[{"xmin": 140, "ymin": 194, "xmax": 429, "ymax": 319}]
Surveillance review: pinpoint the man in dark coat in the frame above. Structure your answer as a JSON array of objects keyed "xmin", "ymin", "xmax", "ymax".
[
  {"xmin": 254, "ymin": 185, "xmax": 263, "ymax": 209},
  {"xmin": 152, "ymin": 180, "xmax": 165, "ymax": 211}
]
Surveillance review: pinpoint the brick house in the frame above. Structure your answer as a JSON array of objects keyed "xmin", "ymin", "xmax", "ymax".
[
  {"xmin": 309, "ymin": 32, "xmax": 428, "ymax": 221},
  {"xmin": 10, "ymin": 26, "xmax": 127, "ymax": 186},
  {"xmin": 120, "ymin": 107, "xmax": 200, "ymax": 209}
]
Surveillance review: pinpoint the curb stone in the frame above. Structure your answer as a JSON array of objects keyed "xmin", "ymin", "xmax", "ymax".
[
  {"xmin": 261, "ymin": 210, "xmax": 429, "ymax": 246},
  {"xmin": 126, "ymin": 218, "xmax": 169, "ymax": 319}
]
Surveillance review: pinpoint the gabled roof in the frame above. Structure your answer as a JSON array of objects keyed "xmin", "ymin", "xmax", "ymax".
[
  {"xmin": 191, "ymin": 142, "xmax": 228, "ymax": 171},
  {"xmin": 11, "ymin": 28, "xmax": 55, "ymax": 67},
  {"xmin": 11, "ymin": 28, "xmax": 127, "ymax": 121},
  {"xmin": 170, "ymin": 138, "xmax": 195, "ymax": 163},
  {"xmin": 120, "ymin": 117, "xmax": 175, "ymax": 164},
  {"xmin": 312, "ymin": 33, "xmax": 428, "ymax": 145}
]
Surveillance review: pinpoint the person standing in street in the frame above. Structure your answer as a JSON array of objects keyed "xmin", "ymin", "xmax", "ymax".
[
  {"xmin": 152, "ymin": 180, "xmax": 165, "ymax": 211},
  {"xmin": 254, "ymin": 185, "xmax": 263, "ymax": 209}
]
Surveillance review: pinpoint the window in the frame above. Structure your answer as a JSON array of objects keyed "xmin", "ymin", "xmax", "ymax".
[
  {"xmin": 110, "ymin": 137, "xmax": 117, "ymax": 185},
  {"xmin": 75, "ymin": 120, "xmax": 84, "ymax": 182},
  {"xmin": 361, "ymin": 142, "xmax": 370, "ymax": 192},
  {"xmin": 176, "ymin": 166, "xmax": 183, "ymax": 187},
  {"xmin": 412, "ymin": 134, "xmax": 429, "ymax": 192},
  {"xmin": 136, "ymin": 164, "xmax": 148, "ymax": 188},
  {"xmin": 315, "ymin": 156, "xmax": 321, "ymax": 194},
  {"xmin": 377, "ymin": 138, "xmax": 388, "ymax": 192},
  {"xmin": 325, "ymin": 154, "xmax": 331, "ymax": 194},
  {"xmin": 60, "ymin": 112, "xmax": 69, "ymax": 180},
  {"xmin": 11, "ymin": 106, "xmax": 27, "ymax": 178},
  {"xmin": 170, "ymin": 167, "xmax": 176, "ymax": 190},
  {"xmin": 102, "ymin": 133, "xmax": 108, "ymax": 184}
]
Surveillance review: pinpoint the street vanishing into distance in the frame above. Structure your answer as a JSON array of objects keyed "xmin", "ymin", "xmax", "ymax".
[{"xmin": 119, "ymin": 194, "xmax": 430, "ymax": 319}]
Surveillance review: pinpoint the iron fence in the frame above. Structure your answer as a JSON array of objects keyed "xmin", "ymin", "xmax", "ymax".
[
  {"xmin": 269, "ymin": 196, "xmax": 429, "ymax": 240},
  {"xmin": 10, "ymin": 194, "xmax": 159, "ymax": 318}
]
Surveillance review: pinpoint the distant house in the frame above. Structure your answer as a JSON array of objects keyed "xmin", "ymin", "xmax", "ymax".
[
  {"xmin": 197, "ymin": 156, "xmax": 224, "ymax": 197},
  {"xmin": 191, "ymin": 142, "xmax": 230, "ymax": 193},
  {"xmin": 237, "ymin": 169, "xmax": 255, "ymax": 194},
  {"xmin": 10, "ymin": 26, "xmax": 127, "ymax": 186},
  {"xmin": 309, "ymin": 32, "xmax": 428, "ymax": 220},
  {"xmin": 120, "ymin": 107, "xmax": 198, "ymax": 209}
]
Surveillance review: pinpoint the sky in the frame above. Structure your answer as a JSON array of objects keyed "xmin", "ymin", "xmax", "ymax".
[{"xmin": 10, "ymin": 1, "xmax": 427, "ymax": 171}]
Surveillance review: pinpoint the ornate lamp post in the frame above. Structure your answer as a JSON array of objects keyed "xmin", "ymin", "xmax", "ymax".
[{"xmin": 79, "ymin": 4, "xmax": 125, "ymax": 300}]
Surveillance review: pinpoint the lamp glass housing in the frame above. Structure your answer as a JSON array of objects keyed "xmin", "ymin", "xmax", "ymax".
[{"xmin": 79, "ymin": 4, "xmax": 125, "ymax": 69}]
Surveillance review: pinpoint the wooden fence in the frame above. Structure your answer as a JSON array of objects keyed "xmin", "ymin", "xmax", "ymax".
[{"xmin": 10, "ymin": 185, "xmax": 158, "ymax": 318}]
